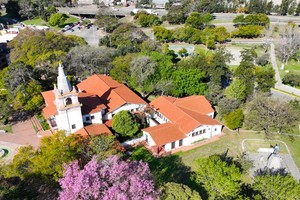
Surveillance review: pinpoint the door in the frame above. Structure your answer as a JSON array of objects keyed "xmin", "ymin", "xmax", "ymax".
[{"xmin": 179, "ymin": 139, "xmax": 183, "ymax": 146}]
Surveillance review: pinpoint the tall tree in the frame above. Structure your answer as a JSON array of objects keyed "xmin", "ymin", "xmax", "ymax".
[
  {"xmin": 58, "ymin": 156, "xmax": 158, "ymax": 200},
  {"xmin": 161, "ymin": 182, "xmax": 202, "ymax": 200},
  {"xmin": 224, "ymin": 108, "xmax": 244, "ymax": 132},
  {"xmin": 276, "ymin": 24, "xmax": 300, "ymax": 67},
  {"xmin": 112, "ymin": 111, "xmax": 140, "ymax": 138},
  {"xmin": 253, "ymin": 173, "xmax": 300, "ymax": 199},
  {"xmin": 245, "ymin": 94, "xmax": 298, "ymax": 134},
  {"xmin": 194, "ymin": 155, "xmax": 242, "ymax": 199}
]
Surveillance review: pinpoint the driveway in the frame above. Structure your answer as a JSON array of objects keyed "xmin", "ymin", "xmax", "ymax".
[{"xmin": 0, "ymin": 120, "xmax": 40, "ymax": 148}]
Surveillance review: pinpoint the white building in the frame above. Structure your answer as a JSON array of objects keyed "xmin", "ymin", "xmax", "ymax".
[
  {"xmin": 143, "ymin": 96, "xmax": 223, "ymax": 152},
  {"xmin": 42, "ymin": 64, "xmax": 147, "ymax": 135}
]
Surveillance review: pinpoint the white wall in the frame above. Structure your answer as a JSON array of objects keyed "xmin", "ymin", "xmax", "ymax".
[
  {"xmin": 106, "ymin": 103, "xmax": 146, "ymax": 120},
  {"xmin": 56, "ymin": 106, "xmax": 84, "ymax": 134},
  {"xmin": 143, "ymin": 132, "xmax": 156, "ymax": 146},
  {"xmin": 82, "ymin": 111, "xmax": 103, "ymax": 124}
]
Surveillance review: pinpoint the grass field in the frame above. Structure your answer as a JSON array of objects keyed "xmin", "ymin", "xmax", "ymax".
[
  {"xmin": 176, "ymin": 128, "xmax": 300, "ymax": 172},
  {"xmin": 277, "ymin": 60, "xmax": 300, "ymax": 79},
  {"xmin": 0, "ymin": 125, "xmax": 12, "ymax": 133},
  {"xmin": 244, "ymin": 140, "xmax": 288, "ymax": 154},
  {"xmin": 22, "ymin": 15, "xmax": 79, "ymax": 31}
]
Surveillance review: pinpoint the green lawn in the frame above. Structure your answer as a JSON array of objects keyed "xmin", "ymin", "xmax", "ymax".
[
  {"xmin": 277, "ymin": 60, "xmax": 300, "ymax": 79},
  {"xmin": 22, "ymin": 15, "xmax": 79, "ymax": 31},
  {"xmin": 176, "ymin": 128, "xmax": 300, "ymax": 171},
  {"xmin": 0, "ymin": 124, "xmax": 12, "ymax": 133},
  {"xmin": 244, "ymin": 140, "xmax": 288, "ymax": 154}
]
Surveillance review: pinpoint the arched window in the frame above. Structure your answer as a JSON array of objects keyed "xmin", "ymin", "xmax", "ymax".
[{"xmin": 65, "ymin": 98, "xmax": 72, "ymax": 105}]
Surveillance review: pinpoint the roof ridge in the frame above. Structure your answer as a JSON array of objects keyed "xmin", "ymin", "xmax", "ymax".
[{"xmin": 174, "ymin": 95, "xmax": 199, "ymax": 103}]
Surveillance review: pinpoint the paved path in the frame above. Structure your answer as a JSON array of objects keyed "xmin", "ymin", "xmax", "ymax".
[
  {"xmin": 270, "ymin": 43, "xmax": 300, "ymax": 97},
  {"xmin": 0, "ymin": 120, "xmax": 40, "ymax": 148},
  {"xmin": 242, "ymin": 138, "xmax": 300, "ymax": 181}
]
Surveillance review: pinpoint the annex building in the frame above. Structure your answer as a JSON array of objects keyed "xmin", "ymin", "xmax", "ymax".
[{"xmin": 143, "ymin": 96, "xmax": 223, "ymax": 152}]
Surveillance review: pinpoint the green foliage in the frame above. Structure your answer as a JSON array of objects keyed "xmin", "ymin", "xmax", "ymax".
[
  {"xmin": 224, "ymin": 79, "xmax": 247, "ymax": 102},
  {"xmin": 194, "ymin": 155, "xmax": 242, "ymax": 199},
  {"xmin": 112, "ymin": 111, "xmax": 140, "ymax": 138},
  {"xmin": 218, "ymin": 97, "xmax": 241, "ymax": 118},
  {"xmin": 136, "ymin": 12, "xmax": 162, "ymax": 27},
  {"xmin": 88, "ymin": 134, "xmax": 120, "ymax": 161},
  {"xmin": 224, "ymin": 108, "xmax": 244, "ymax": 130},
  {"xmin": 48, "ymin": 13, "xmax": 65, "ymax": 27},
  {"xmin": 161, "ymin": 182, "xmax": 202, "ymax": 200},
  {"xmin": 233, "ymin": 14, "xmax": 270, "ymax": 27},
  {"xmin": 185, "ymin": 12, "xmax": 213, "ymax": 29},
  {"xmin": 282, "ymin": 72, "xmax": 300, "ymax": 87},
  {"xmin": 253, "ymin": 173, "xmax": 300, "ymax": 199},
  {"xmin": 100, "ymin": 23, "xmax": 148, "ymax": 54},
  {"xmin": 166, "ymin": 5, "xmax": 187, "ymax": 24},
  {"xmin": 234, "ymin": 49, "xmax": 257, "ymax": 96},
  {"xmin": 130, "ymin": 147, "xmax": 191, "ymax": 186},
  {"xmin": 110, "ymin": 53, "xmax": 137, "ymax": 83},
  {"xmin": 171, "ymin": 68, "xmax": 207, "ymax": 97},
  {"xmin": 255, "ymin": 66, "xmax": 276, "ymax": 92},
  {"xmin": 94, "ymin": 15, "xmax": 119, "ymax": 33},
  {"xmin": 232, "ymin": 25, "xmax": 264, "ymax": 38},
  {"xmin": 153, "ymin": 26, "xmax": 174, "ymax": 42}
]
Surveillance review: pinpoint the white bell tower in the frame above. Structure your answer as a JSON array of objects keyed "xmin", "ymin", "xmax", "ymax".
[{"xmin": 54, "ymin": 64, "xmax": 83, "ymax": 134}]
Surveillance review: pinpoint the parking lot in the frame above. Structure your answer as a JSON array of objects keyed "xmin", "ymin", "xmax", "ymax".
[{"xmin": 63, "ymin": 22, "xmax": 106, "ymax": 46}]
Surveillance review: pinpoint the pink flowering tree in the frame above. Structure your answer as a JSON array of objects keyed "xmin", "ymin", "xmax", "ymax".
[{"xmin": 58, "ymin": 155, "xmax": 158, "ymax": 200}]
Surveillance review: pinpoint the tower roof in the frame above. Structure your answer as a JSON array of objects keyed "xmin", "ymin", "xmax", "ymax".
[{"xmin": 57, "ymin": 63, "xmax": 72, "ymax": 94}]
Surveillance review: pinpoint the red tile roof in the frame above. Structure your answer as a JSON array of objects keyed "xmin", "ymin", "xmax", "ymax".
[
  {"xmin": 41, "ymin": 90, "xmax": 57, "ymax": 119},
  {"xmin": 143, "ymin": 123, "xmax": 186, "ymax": 146},
  {"xmin": 78, "ymin": 92, "xmax": 106, "ymax": 115},
  {"xmin": 75, "ymin": 124, "xmax": 112, "ymax": 137},
  {"xmin": 145, "ymin": 95, "xmax": 222, "ymax": 146},
  {"xmin": 77, "ymin": 74, "xmax": 147, "ymax": 113}
]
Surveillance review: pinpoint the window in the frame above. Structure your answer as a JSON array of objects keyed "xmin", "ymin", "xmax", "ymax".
[
  {"xmin": 200, "ymin": 130, "xmax": 202, "ymax": 134},
  {"xmin": 145, "ymin": 135, "xmax": 148, "ymax": 143},
  {"xmin": 86, "ymin": 116, "xmax": 90, "ymax": 121},
  {"xmin": 65, "ymin": 98, "xmax": 72, "ymax": 105},
  {"xmin": 214, "ymin": 128, "xmax": 217, "ymax": 131},
  {"xmin": 91, "ymin": 115, "xmax": 95, "ymax": 120},
  {"xmin": 192, "ymin": 133, "xmax": 195, "ymax": 137},
  {"xmin": 71, "ymin": 124, "xmax": 76, "ymax": 129},
  {"xmin": 179, "ymin": 139, "xmax": 183, "ymax": 146},
  {"xmin": 203, "ymin": 129, "xmax": 206, "ymax": 133},
  {"xmin": 171, "ymin": 142, "xmax": 175, "ymax": 149}
]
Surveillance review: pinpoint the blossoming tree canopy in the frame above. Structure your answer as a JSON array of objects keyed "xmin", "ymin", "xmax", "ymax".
[{"xmin": 58, "ymin": 155, "xmax": 158, "ymax": 200}]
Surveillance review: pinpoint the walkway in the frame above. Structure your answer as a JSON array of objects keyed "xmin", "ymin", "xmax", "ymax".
[
  {"xmin": 242, "ymin": 138, "xmax": 300, "ymax": 181},
  {"xmin": 270, "ymin": 43, "xmax": 300, "ymax": 97}
]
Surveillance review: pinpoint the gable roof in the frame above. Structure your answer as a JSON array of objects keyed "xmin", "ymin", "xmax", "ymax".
[
  {"xmin": 150, "ymin": 95, "xmax": 221, "ymax": 134},
  {"xmin": 75, "ymin": 124, "xmax": 112, "ymax": 137},
  {"xmin": 41, "ymin": 90, "xmax": 57, "ymax": 119},
  {"xmin": 77, "ymin": 74, "xmax": 147, "ymax": 112},
  {"xmin": 78, "ymin": 92, "xmax": 106, "ymax": 115},
  {"xmin": 143, "ymin": 123, "xmax": 186, "ymax": 146}
]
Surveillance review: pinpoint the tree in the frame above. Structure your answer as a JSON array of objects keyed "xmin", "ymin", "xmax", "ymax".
[
  {"xmin": 255, "ymin": 66, "xmax": 276, "ymax": 92},
  {"xmin": 171, "ymin": 68, "xmax": 207, "ymax": 97},
  {"xmin": 58, "ymin": 155, "xmax": 158, "ymax": 200},
  {"xmin": 64, "ymin": 46, "xmax": 117, "ymax": 78},
  {"xmin": 112, "ymin": 111, "xmax": 140, "ymax": 138},
  {"xmin": 282, "ymin": 72, "xmax": 300, "ymax": 87},
  {"xmin": 276, "ymin": 24, "xmax": 300, "ymax": 67},
  {"xmin": 295, "ymin": 3, "xmax": 300, "ymax": 15},
  {"xmin": 224, "ymin": 109, "xmax": 244, "ymax": 132},
  {"xmin": 185, "ymin": 12, "xmax": 213, "ymax": 29},
  {"xmin": 280, "ymin": 0, "xmax": 290, "ymax": 15},
  {"xmin": 178, "ymin": 48, "xmax": 187, "ymax": 57},
  {"xmin": 194, "ymin": 155, "xmax": 242, "ymax": 199},
  {"xmin": 224, "ymin": 79, "xmax": 247, "ymax": 102},
  {"xmin": 129, "ymin": 56, "xmax": 156, "ymax": 97},
  {"xmin": 217, "ymin": 97, "xmax": 241, "ymax": 118},
  {"xmin": 234, "ymin": 48, "xmax": 257, "ymax": 96},
  {"xmin": 88, "ymin": 134, "xmax": 120, "ymax": 161},
  {"xmin": 253, "ymin": 173, "xmax": 300, "ymax": 199},
  {"xmin": 161, "ymin": 182, "xmax": 201, "ymax": 200},
  {"xmin": 136, "ymin": 13, "xmax": 161, "ymax": 27},
  {"xmin": 48, "ymin": 13, "xmax": 66, "ymax": 27},
  {"xmin": 232, "ymin": 25, "xmax": 264, "ymax": 38},
  {"xmin": 153, "ymin": 26, "xmax": 174, "ymax": 42},
  {"xmin": 166, "ymin": 5, "xmax": 187, "ymax": 24},
  {"xmin": 245, "ymin": 94, "xmax": 298, "ymax": 134},
  {"xmin": 94, "ymin": 15, "xmax": 119, "ymax": 33}
]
